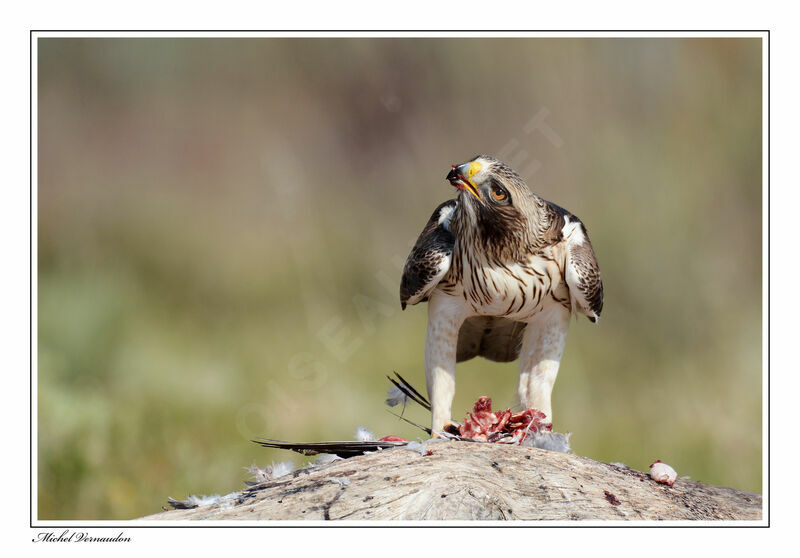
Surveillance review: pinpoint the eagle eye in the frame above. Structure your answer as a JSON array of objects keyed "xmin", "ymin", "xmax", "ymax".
[{"xmin": 492, "ymin": 185, "xmax": 508, "ymax": 202}]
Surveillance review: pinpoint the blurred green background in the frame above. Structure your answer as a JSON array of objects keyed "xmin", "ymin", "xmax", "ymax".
[{"xmin": 37, "ymin": 37, "xmax": 762, "ymax": 519}]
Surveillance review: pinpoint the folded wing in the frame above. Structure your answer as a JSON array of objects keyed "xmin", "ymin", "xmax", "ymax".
[
  {"xmin": 400, "ymin": 199, "xmax": 457, "ymax": 309},
  {"xmin": 562, "ymin": 215, "xmax": 604, "ymax": 323}
]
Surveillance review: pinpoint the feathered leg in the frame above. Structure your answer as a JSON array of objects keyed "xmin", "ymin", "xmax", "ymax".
[
  {"xmin": 425, "ymin": 291, "xmax": 468, "ymax": 433},
  {"xmin": 518, "ymin": 301, "xmax": 571, "ymax": 424}
]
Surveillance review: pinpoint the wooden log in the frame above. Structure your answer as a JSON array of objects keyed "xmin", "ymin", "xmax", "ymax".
[{"xmin": 139, "ymin": 441, "xmax": 762, "ymax": 521}]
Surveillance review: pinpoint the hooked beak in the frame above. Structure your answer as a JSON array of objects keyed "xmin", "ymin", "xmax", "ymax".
[{"xmin": 446, "ymin": 164, "xmax": 481, "ymax": 201}]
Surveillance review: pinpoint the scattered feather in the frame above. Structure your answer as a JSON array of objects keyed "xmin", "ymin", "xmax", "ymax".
[
  {"xmin": 216, "ymin": 491, "xmax": 240, "ymax": 509},
  {"xmin": 167, "ymin": 494, "xmax": 221, "ymax": 509},
  {"xmin": 386, "ymin": 386, "xmax": 408, "ymax": 408},
  {"xmin": 167, "ymin": 491, "xmax": 241, "ymax": 511},
  {"xmin": 406, "ymin": 440, "xmax": 429, "ymax": 456},
  {"xmin": 246, "ymin": 464, "xmax": 272, "ymax": 484},
  {"xmin": 270, "ymin": 460, "xmax": 295, "ymax": 478},
  {"xmin": 522, "ymin": 431, "xmax": 572, "ymax": 453},
  {"xmin": 166, "ymin": 497, "xmax": 192, "ymax": 509},
  {"xmin": 310, "ymin": 454, "xmax": 343, "ymax": 467},
  {"xmin": 253, "ymin": 438, "xmax": 405, "ymax": 458},
  {"xmin": 406, "ymin": 437, "xmax": 448, "ymax": 456},
  {"xmin": 386, "ymin": 409, "xmax": 432, "ymax": 435},
  {"xmin": 186, "ymin": 494, "xmax": 220, "ymax": 507},
  {"xmin": 355, "ymin": 427, "xmax": 376, "ymax": 442},
  {"xmin": 245, "ymin": 461, "xmax": 295, "ymax": 486},
  {"xmin": 385, "ymin": 372, "xmax": 431, "ymax": 411}
]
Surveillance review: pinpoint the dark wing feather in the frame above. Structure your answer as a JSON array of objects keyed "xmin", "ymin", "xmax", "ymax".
[
  {"xmin": 456, "ymin": 316, "xmax": 527, "ymax": 363},
  {"xmin": 400, "ymin": 199, "xmax": 457, "ymax": 309},
  {"xmin": 386, "ymin": 410, "xmax": 433, "ymax": 435},
  {"xmin": 562, "ymin": 216, "xmax": 603, "ymax": 322},
  {"xmin": 387, "ymin": 371, "xmax": 431, "ymax": 411},
  {"xmin": 252, "ymin": 438, "xmax": 407, "ymax": 458},
  {"xmin": 541, "ymin": 201, "xmax": 603, "ymax": 323},
  {"xmin": 167, "ymin": 497, "xmax": 200, "ymax": 510}
]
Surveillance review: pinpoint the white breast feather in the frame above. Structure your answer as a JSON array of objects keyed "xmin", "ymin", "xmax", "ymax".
[{"xmin": 437, "ymin": 203, "xmax": 455, "ymax": 230}]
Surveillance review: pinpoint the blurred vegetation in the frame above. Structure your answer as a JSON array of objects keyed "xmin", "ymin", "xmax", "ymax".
[{"xmin": 37, "ymin": 38, "xmax": 762, "ymax": 519}]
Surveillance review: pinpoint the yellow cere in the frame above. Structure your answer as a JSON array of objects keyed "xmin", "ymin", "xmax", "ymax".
[{"xmin": 467, "ymin": 161, "xmax": 482, "ymax": 178}]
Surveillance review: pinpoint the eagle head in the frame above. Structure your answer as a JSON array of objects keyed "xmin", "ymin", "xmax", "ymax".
[{"xmin": 446, "ymin": 155, "xmax": 541, "ymax": 257}]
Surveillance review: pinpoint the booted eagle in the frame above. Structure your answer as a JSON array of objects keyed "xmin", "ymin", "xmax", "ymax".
[{"xmin": 400, "ymin": 155, "xmax": 603, "ymax": 433}]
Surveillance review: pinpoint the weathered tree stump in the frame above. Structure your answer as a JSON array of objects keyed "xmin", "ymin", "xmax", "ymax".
[{"xmin": 140, "ymin": 442, "xmax": 762, "ymax": 521}]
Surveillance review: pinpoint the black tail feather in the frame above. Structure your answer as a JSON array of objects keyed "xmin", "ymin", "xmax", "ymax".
[
  {"xmin": 392, "ymin": 371, "xmax": 431, "ymax": 408},
  {"xmin": 387, "ymin": 372, "xmax": 431, "ymax": 412},
  {"xmin": 386, "ymin": 409, "xmax": 433, "ymax": 435}
]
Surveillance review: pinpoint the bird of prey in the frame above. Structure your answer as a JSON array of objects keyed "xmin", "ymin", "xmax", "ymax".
[{"xmin": 400, "ymin": 155, "xmax": 603, "ymax": 433}]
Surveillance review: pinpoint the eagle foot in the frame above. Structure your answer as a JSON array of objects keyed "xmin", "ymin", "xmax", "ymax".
[{"xmin": 432, "ymin": 422, "xmax": 462, "ymax": 438}]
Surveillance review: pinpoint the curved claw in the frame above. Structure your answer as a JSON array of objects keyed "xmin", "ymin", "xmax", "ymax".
[{"xmin": 432, "ymin": 421, "xmax": 462, "ymax": 438}]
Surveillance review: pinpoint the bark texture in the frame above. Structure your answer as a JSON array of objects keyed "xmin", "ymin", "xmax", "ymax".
[{"xmin": 140, "ymin": 442, "xmax": 762, "ymax": 521}]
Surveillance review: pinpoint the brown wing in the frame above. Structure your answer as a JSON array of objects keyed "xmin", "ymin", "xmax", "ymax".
[
  {"xmin": 562, "ymin": 216, "xmax": 603, "ymax": 322},
  {"xmin": 542, "ymin": 201, "xmax": 603, "ymax": 323},
  {"xmin": 400, "ymin": 199, "xmax": 457, "ymax": 309}
]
